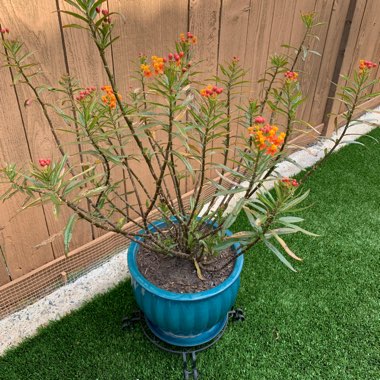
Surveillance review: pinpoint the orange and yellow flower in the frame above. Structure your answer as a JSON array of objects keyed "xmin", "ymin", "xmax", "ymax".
[
  {"xmin": 101, "ymin": 85, "xmax": 121, "ymax": 109},
  {"xmin": 281, "ymin": 177, "xmax": 299, "ymax": 187},
  {"xmin": 248, "ymin": 123, "xmax": 286, "ymax": 156},
  {"xmin": 140, "ymin": 63, "xmax": 152, "ymax": 77},
  {"xmin": 359, "ymin": 59, "xmax": 377, "ymax": 74},
  {"xmin": 284, "ymin": 71, "xmax": 298, "ymax": 81},
  {"xmin": 200, "ymin": 84, "xmax": 223, "ymax": 98},
  {"xmin": 179, "ymin": 32, "xmax": 197, "ymax": 45},
  {"xmin": 151, "ymin": 56, "xmax": 165, "ymax": 75}
]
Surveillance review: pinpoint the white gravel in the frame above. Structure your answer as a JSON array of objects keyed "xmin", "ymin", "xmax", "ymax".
[{"xmin": 0, "ymin": 106, "xmax": 379, "ymax": 356}]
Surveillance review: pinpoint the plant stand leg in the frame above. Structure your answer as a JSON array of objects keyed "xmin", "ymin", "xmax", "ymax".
[
  {"xmin": 121, "ymin": 310, "xmax": 143, "ymax": 330},
  {"xmin": 122, "ymin": 307, "xmax": 245, "ymax": 379},
  {"xmin": 228, "ymin": 307, "xmax": 245, "ymax": 322},
  {"xmin": 182, "ymin": 352, "xmax": 199, "ymax": 380}
]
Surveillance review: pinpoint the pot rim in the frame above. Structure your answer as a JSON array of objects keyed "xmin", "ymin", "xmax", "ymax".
[{"xmin": 127, "ymin": 218, "xmax": 244, "ymax": 301}]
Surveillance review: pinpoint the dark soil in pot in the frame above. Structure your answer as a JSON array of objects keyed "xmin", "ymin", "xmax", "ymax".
[{"xmin": 137, "ymin": 246, "xmax": 235, "ymax": 293}]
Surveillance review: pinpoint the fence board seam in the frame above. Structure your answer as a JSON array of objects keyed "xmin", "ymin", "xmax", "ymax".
[{"xmin": 321, "ymin": 0, "xmax": 359, "ymax": 135}]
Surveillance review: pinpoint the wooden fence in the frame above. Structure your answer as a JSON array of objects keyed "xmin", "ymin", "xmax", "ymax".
[{"xmin": 0, "ymin": 0, "xmax": 379, "ymax": 295}]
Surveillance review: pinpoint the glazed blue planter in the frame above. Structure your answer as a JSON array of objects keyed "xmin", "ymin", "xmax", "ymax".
[{"xmin": 127, "ymin": 220, "xmax": 244, "ymax": 347}]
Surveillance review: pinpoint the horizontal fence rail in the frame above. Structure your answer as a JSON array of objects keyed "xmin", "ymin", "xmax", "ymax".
[{"xmin": 0, "ymin": 0, "xmax": 379, "ymax": 317}]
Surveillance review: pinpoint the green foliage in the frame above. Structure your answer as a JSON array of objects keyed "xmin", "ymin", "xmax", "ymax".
[{"xmin": 0, "ymin": 0, "xmax": 379, "ymax": 272}]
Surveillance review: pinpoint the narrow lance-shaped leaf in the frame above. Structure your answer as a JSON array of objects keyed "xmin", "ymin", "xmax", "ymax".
[{"xmin": 64, "ymin": 214, "xmax": 78, "ymax": 255}]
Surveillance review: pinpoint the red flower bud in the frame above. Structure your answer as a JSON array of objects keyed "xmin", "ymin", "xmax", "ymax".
[
  {"xmin": 254, "ymin": 116, "xmax": 266, "ymax": 124},
  {"xmin": 0, "ymin": 28, "xmax": 6, "ymax": 34},
  {"xmin": 187, "ymin": 62, "xmax": 192, "ymax": 68},
  {"xmin": 38, "ymin": 159, "xmax": 51, "ymax": 167},
  {"xmin": 179, "ymin": 51, "xmax": 184, "ymax": 58},
  {"xmin": 212, "ymin": 85, "xmax": 218, "ymax": 92},
  {"xmin": 216, "ymin": 88, "xmax": 223, "ymax": 94},
  {"xmin": 163, "ymin": 57, "xmax": 167, "ymax": 63},
  {"xmin": 187, "ymin": 32, "xmax": 193, "ymax": 38},
  {"xmin": 102, "ymin": 9, "xmax": 109, "ymax": 16},
  {"xmin": 168, "ymin": 53, "xmax": 173, "ymax": 60},
  {"xmin": 182, "ymin": 67, "xmax": 187, "ymax": 73},
  {"xmin": 174, "ymin": 53, "xmax": 180, "ymax": 61},
  {"xmin": 96, "ymin": 7, "xmax": 101, "ymax": 13}
]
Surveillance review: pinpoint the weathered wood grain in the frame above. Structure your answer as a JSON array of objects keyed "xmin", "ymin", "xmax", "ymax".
[
  {"xmin": 0, "ymin": 45, "xmax": 56, "ymax": 279},
  {"xmin": 309, "ymin": 0, "xmax": 351, "ymax": 126},
  {"xmin": 1, "ymin": 0, "xmax": 92, "ymax": 259}
]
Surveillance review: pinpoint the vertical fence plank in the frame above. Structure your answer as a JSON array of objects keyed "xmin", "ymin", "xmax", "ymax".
[
  {"xmin": 324, "ymin": 0, "xmax": 367, "ymax": 135},
  {"xmin": 189, "ymin": 0, "xmax": 222, "ymax": 180},
  {"xmin": 109, "ymin": 0, "xmax": 188, "ymax": 204},
  {"xmin": 337, "ymin": 0, "xmax": 380, "ymax": 113},
  {"xmin": 189, "ymin": 0, "xmax": 221, "ymax": 81},
  {"xmin": 244, "ymin": 0, "xmax": 275, "ymax": 100},
  {"xmin": 59, "ymin": 0, "xmax": 129, "ymax": 235},
  {"xmin": 0, "ymin": 246, "xmax": 10, "ymax": 285},
  {"xmin": 216, "ymin": 0, "xmax": 251, "ymax": 162},
  {"xmin": 309, "ymin": 0, "xmax": 351, "ymax": 127}
]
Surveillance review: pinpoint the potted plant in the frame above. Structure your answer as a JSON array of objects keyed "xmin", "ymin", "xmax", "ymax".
[{"xmin": 0, "ymin": 1, "xmax": 378, "ymax": 347}]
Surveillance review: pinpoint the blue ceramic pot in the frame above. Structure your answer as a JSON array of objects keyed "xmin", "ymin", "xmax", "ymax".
[{"xmin": 127, "ymin": 219, "xmax": 244, "ymax": 347}]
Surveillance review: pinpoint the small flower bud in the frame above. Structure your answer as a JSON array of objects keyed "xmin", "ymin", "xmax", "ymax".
[
  {"xmin": 163, "ymin": 57, "xmax": 167, "ymax": 63},
  {"xmin": 39, "ymin": 159, "xmax": 51, "ymax": 167},
  {"xmin": 102, "ymin": 9, "xmax": 109, "ymax": 16},
  {"xmin": 174, "ymin": 53, "xmax": 180, "ymax": 61},
  {"xmin": 179, "ymin": 51, "xmax": 184, "ymax": 58},
  {"xmin": 182, "ymin": 67, "xmax": 187, "ymax": 73},
  {"xmin": 96, "ymin": 7, "xmax": 101, "ymax": 13},
  {"xmin": 254, "ymin": 116, "xmax": 266, "ymax": 124},
  {"xmin": 216, "ymin": 88, "xmax": 223, "ymax": 94},
  {"xmin": 168, "ymin": 53, "xmax": 173, "ymax": 60},
  {"xmin": 24, "ymin": 98, "xmax": 33, "ymax": 107}
]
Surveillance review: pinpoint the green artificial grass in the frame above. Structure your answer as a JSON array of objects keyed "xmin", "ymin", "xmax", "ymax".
[{"xmin": 1, "ymin": 129, "xmax": 380, "ymax": 380}]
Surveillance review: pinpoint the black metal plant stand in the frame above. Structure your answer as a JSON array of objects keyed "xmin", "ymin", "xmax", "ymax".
[{"xmin": 122, "ymin": 308, "xmax": 245, "ymax": 379}]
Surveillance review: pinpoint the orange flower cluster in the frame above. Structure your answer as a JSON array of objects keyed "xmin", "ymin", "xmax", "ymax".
[
  {"xmin": 152, "ymin": 55, "xmax": 165, "ymax": 75},
  {"xmin": 359, "ymin": 59, "xmax": 377, "ymax": 73},
  {"xmin": 248, "ymin": 116, "xmax": 285, "ymax": 156},
  {"xmin": 179, "ymin": 32, "xmax": 197, "ymax": 45},
  {"xmin": 200, "ymin": 85, "xmax": 223, "ymax": 98},
  {"xmin": 284, "ymin": 71, "xmax": 298, "ymax": 81},
  {"xmin": 141, "ymin": 63, "xmax": 152, "ymax": 78},
  {"xmin": 281, "ymin": 177, "xmax": 299, "ymax": 187},
  {"xmin": 141, "ymin": 55, "xmax": 167, "ymax": 77},
  {"xmin": 101, "ymin": 85, "xmax": 120, "ymax": 109}
]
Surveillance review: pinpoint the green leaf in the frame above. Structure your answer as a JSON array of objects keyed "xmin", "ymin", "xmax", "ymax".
[
  {"xmin": 59, "ymin": 10, "xmax": 88, "ymax": 23},
  {"xmin": 64, "ymin": 214, "xmax": 78, "ymax": 255},
  {"xmin": 264, "ymin": 239, "xmax": 296, "ymax": 272},
  {"xmin": 279, "ymin": 216, "xmax": 304, "ymax": 223},
  {"xmin": 63, "ymin": 23, "xmax": 86, "ymax": 29}
]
